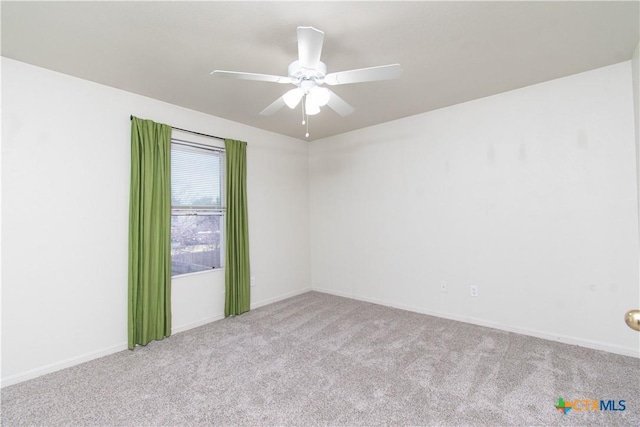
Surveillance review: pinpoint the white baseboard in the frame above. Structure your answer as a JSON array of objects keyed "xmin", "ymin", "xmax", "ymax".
[
  {"xmin": 173, "ymin": 287, "xmax": 313, "ymax": 333},
  {"xmin": 1, "ymin": 287, "xmax": 313, "ymax": 388},
  {"xmin": 172, "ymin": 314, "xmax": 225, "ymax": 334},
  {"xmin": 14, "ymin": 285, "xmax": 627, "ymax": 388},
  {"xmin": 1, "ymin": 342, "xmax": 128, "ymax": 388},
  {"xmin": 251, "ymin": 287, "xmax": 312, "ymax": 310},
  {"xmin": 312, "ymin": 287, "xmax": 640, "ymax": 359}
]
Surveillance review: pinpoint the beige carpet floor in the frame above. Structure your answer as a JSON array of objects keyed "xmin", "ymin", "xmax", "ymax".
[{"xmin": 2, "ymin": 291, "xmax": 639, "ymax": 426}]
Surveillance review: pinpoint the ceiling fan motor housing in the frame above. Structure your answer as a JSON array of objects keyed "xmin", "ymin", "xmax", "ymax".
[{"xmin": 288, "ymin": 60, "xmax": 326, "ymax": 88}]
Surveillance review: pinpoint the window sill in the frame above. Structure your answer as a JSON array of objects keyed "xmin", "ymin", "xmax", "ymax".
[{"xmin": 172, "ymin": 268, "xmax": 225, "ymax": 280}]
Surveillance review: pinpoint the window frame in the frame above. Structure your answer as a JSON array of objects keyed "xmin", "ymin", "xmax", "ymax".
[{"xmin": 170, "ymin": 133, "xmax": 226, "ymax": 278}]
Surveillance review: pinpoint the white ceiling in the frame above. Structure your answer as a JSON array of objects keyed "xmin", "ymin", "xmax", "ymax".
[{"xmin": 2, "ymin": 1, "xmax": 639, "ymax": 141}]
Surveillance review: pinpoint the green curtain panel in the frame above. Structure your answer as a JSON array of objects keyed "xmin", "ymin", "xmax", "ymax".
[
  {"xmin": 224, "ymin": 139, "xmax": 251, "ymax": 317},
  {"xmin": 128, "ymin": 117, "xmax": 172, "ymax": 349}
]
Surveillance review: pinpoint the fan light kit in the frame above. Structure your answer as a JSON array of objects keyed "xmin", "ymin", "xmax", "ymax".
[{"xmin": 211, "ymin": 26, "xmax": 402, "ymax": 138}]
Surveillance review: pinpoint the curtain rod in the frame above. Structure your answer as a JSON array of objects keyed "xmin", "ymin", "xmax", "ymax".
[{"xmin": 130, "ymin": 115, "xmax": 225, "ymax": 141}]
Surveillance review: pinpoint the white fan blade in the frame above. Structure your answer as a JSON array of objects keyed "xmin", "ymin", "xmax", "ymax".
[
  {"xmin": 324, "ymin": 64, "xmax": 402, "ymax": 86},
  {"xmin": 326, "ymin": 90, "xmax": 354, "ymax": 116},
  {"xmin": 260, "ymin": 96, "xmax": 287, "ymax": 116},
  {"xmin": 297, "ymin": 26, "xmax": 324, "ymax": 69},
  {"xmin": 211, "ymin": 70, "xmax": 292, "ymax": 84}
]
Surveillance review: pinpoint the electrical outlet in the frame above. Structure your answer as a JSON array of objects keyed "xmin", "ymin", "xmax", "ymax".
[
  {"xmin": 250, "ymin": 276, "xmax": 256, "ymax": 287},
  {"xmin": 440, "ymin": 281, "xmax": 447, "ymax": 293},
  {"xmin": 470, "ymin": 285, "xmax": 479, "ymax": 297}
]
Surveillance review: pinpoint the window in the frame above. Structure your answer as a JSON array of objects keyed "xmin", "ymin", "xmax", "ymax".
[{"xmin": 171, "ymin": 139, "xmax": 225, "ymax": 276}]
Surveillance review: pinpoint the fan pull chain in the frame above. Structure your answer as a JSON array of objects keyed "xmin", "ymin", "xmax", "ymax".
[
  {"xmin": 302, "ymin": 95, "xmax": 309, "ymax": 138},
  {"xmin": 301, "ymin": 97, "xmax": 306, "ymax": 125}
]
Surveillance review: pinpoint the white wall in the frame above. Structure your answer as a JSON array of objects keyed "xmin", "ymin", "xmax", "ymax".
[
  {"xmin": 1, "ymin": 57, "xmax": 310, "ymax": 385},
  {"xmin": 633, "ymin": 42, "xmax": 640, "ymax": 263},
  {"xmin": 310, "ymin": 62, "xmax": 640, "ymax": 357},
  {"xmin": 3, "ymin": 56, "xmax": 639, "ymax": 387},
  {"xmin": 633, "ymin": 41, "xmax": 639, "ymax": 158}
]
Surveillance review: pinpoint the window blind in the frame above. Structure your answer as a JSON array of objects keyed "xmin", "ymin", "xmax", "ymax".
[{"xmin": 171, "ymin": 143, "xmax": 225, "ymax": 210}]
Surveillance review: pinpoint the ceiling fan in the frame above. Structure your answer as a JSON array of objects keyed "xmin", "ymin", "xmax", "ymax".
[{"xmin": 211, "ymin": 26, "xmax": 402, "ymax": 137}]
